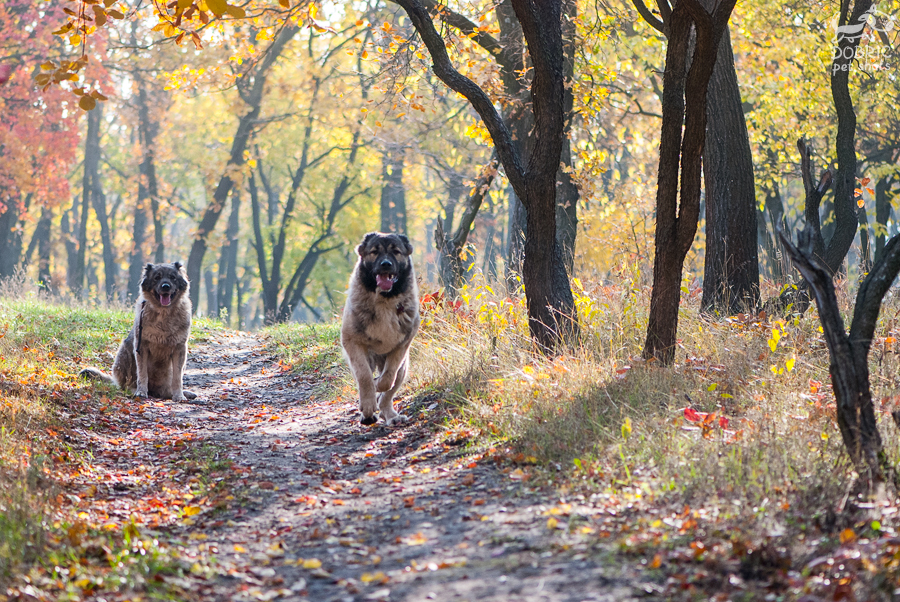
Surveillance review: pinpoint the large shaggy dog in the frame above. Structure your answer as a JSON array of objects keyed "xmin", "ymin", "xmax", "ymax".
[
  {"xmin": 341, "ymin": 232, "xmax": 420, "ymax": 425},
  {"xmin": 80, "ymin": 262, "xmax": 197, "ymax": 402}
]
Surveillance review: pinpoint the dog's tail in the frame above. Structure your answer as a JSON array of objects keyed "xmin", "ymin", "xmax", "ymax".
[{"xmin": 78, "ymin": 367, "xmax": 116, "ymax": 386}]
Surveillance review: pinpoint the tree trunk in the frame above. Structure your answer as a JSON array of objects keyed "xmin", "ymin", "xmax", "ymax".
[
  {"xmin": 35, "ymin": 207, "xmax": 53, "ymax": 292},
  {"xmin": 23, "ymin": 205, "xmax": 52, "ymax": 291},
  {"xmin": 204, "ymin": 269, "xmax": 216, "ymax": 318},
  {"xmin": 874, "ymin": 176, "xmax": 895, "ymax": 263},
  {"xmin": 216, "ymin": 187, "xmax": 241, "ymax": 321},
  {"xmin": 642, "ymin": 0, "xmax": 736, "ymax": 364},
  {"xmin": 380, "ymin": 149, "xmax": 407, "ymax": 234},
  {"xmin": 760, "ymin": 182, "xmax": 787, "ymax": 284},
  {"xmin": 555, "ymin": 0, "xmax": 579, "ymax": 274},
  {"xmin": 0, "ymin": 194, "xmax": 28, "ymax": 279},
  {"xmin": 821, "ymin": 0, "xmax": 875, "ymax": 276},
  {"xmin": 700, "ymin": 23, "xmax": 759, "ymax": 315},
  {"xmin": 397, "ymin": 0, "xmax": 577, "ymax": 350},
  {"xmin": 436, "ymin": 157, "xmax": 498, "ymax": 293},
  {"xmin": 73, "ymin": 107, "xmax": 102, "ymax": 296},
  {"xmin": 186, "ymin": 24, "xmax": 298, "ymax": 312},
  {"xmin": 779, "ymin": 224, "xmax": 900, "ymax": 489},
  {"xmin": 128, "ymin": 64, "xmax": 163, "ymax": 299},
  {"xmin": 86, "ymin": 105, "xmax": 117, "ymax": 301},
  {"xmin": 62, "ymin": 199, "xmax": 79, "ymax": 293},
  {"xmin": 505, "ymin": 188, "xmax": 527, "ymax": 293}
]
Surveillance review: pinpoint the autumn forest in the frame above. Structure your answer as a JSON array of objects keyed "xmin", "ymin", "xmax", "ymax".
[{"xmin": 3, "ymin": 0, "xmax": 900, "ymax": 600}]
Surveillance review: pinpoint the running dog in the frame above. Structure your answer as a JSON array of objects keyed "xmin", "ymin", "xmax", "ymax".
[
  {"xmin": 341, "ymin": 232, "xmax": 419, "ymax": 425},
  {"xmin": 80, "ymin": 262, "xmax": 196, "ymax": 401}
]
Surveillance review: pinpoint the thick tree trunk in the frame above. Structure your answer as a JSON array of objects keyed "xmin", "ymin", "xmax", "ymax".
[
  {"xmin": 186, "ymin": 24, "xmax": 298, "ymax": 312},
  {"xmin": 380, "ymin": 149, "xmax": 407, "ymax": 234},
  {"xmin": 23, "ymin": 205, "xmax": 52, "ymax": 290},
  {"xmin": 73, "ymin": 107, "xmax": 102, "ymax": 296},
  {"xmin": 700, "ymin": 24, "xmax": 759, "ymax": 315},
  {"xmin": 555, "ymin": 0, "xmax": 578, "ymax": 274},
  {"xmin": 0, "ymin": 194, "xmax": 28, "ymax": 279},
  {"xmin": 397, "ymin": 0, "xmax": 577, "ymax": 350},
  {"xmin": 85, "ymin": 105, "xmax": 117, "ymax": 300},
  {"xmin": 216, "ymin": 187, "xmax": 241, "ymax": 321},
  {"xmin": 642, "ymin": 0, "xmax": 736, "ymax": 363},
  {"xmin": 129, "ymin": 65, "xmax": 163, "ymax": 299}
]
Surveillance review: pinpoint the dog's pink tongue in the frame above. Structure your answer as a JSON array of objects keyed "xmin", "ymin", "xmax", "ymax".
[
  {"xmin": 160, "ymin": 293, "xmax": 172, "ymax": 306},
  {"xmin": 376, "ymin": 274, "xmax": 393, "ymax": 291}
]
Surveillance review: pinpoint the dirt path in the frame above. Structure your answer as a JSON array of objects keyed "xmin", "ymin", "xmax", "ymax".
[{"xmin": 82, "ymin": 331, "xmax": 652, "ymax": 602}]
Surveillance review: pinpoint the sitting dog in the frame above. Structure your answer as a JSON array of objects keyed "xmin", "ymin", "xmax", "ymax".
[
  {"xmin": 341, "ymin": 232, "xmax": 420, "ymax": 425},
  {"xmin": 80, "ymin": 262, "xmax": 197, "ymax": 401}
]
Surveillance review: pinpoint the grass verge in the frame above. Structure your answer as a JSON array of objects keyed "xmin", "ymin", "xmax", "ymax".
[{"xmin": 0, "ymin": 292, "xmax": 227, "ymax": 599}]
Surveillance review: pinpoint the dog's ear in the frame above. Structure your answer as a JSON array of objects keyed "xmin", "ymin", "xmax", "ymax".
[
  {"xmin": 173, "ymin": 261, "xmax": 187, "ymax": 278},
  {"xmin": 143, "ymin": 263, "xmax": 154, "ymax": 275},
  {"xmin": 173, "ymin": 261, "xmax": 182, "ymax": 271},
  {"xmin": 398, "ymin": 234, "xmax": 413, "ymax": 256},
  {"xmin": 357, "ymin": 232, "xmax": 378, "ymax": 257}
]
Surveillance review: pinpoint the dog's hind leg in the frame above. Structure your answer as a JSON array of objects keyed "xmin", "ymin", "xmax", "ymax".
[
  {"xmin": 134, "ymin": 346, "xmax": 150, "ymax": 398},
  {"xmin": 378, "ymin": 358, "xmax": 408, "ymax": 426}
]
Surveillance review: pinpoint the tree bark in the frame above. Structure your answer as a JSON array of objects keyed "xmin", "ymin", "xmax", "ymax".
[
  {"xmin": 73, "ymin": 107, "xmax": 102, "ymax": 296},
  {"xmin": 128, "ymin": 63, "xmax": 163, "ymax": 299},
  {"xmin": 555, "ymin": 0, "xmax": 579, "ymax": 274},
  {"xmin": 186, "ymin": 24, "xmax": 298, "ymax": 312},
  {"xmin": 821, "ymin": 0, "xmax": 875, "ymax": 276},
  {"xmin": 642, "ymin": 0, "xmax": 736, "ymax": 364},
  {"xmin": 700, "ymin": 23, "xmax": 758, "ymax": 315},
  {"xmin": 216, "ymin": 187, "xmax": 241, "ymax": 321},
  {"xmin": 85, "ymin": 104, "xmax": 117, "ymax": 301},
  {"xmin": 0, "ymin": 194, "xmax": 28, "ymax": 280},
  {"xmin": 380, "ymin": 149, "xmax": 407, "ymax": 233}
]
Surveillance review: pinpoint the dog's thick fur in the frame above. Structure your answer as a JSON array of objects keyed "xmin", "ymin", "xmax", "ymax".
[
  {"xmin": 80, "ymin": 262, "xmax": 197, "ymax": 402},
  {"xmin": 341, "ymin": 232, "xmax": 420, "ymax": 426}
]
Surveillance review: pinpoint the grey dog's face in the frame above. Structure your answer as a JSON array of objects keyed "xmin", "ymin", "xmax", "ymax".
[
  {"xmin": 356, "ymin": 232, "xmax": 413, "ymax": 297},
  {"xmin": 141, "ymin": 262, "xmax": 189, "ymax": 307}
]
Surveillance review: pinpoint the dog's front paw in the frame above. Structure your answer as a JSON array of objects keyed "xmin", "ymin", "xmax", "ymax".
[
  {"xmin": 382, "ymin": 412, "xmax": 408, "ymax": 426},
  {"xmin": 360, "ymin": 414, "xmax": 378, "ymax": 426},
  {"xmin": 172, "ymin": 392, "xmax": 186, "ymax": 402},
  {"xmin": 134, "ymin": 388, "xmax": 149, "ymax": 399}
]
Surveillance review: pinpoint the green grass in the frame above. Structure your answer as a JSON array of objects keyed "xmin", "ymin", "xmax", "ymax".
[{"xmin": 262, "ymin": 322, "xmax": 343, "ymax": 372}]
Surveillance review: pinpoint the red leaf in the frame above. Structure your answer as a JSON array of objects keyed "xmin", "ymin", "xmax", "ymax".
[
  {"xmin": 684, "ymin": 407, "xmax": 702, "ymax": 422},
  {"xmin": 719, "ymin": 416, "xmax": 729, "ymax": 429}
]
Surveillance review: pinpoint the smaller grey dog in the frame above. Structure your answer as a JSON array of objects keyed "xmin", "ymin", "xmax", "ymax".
[{"xmin": 80, "ymin": 262, "xmax": 197, "ymax": 401}]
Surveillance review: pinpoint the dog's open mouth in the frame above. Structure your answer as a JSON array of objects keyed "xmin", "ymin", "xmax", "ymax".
[
  {"xmin": 376, "ymin": 274, "xmax": 397, "ymax": 292},
  {"xmin": 157, "ymin": 292, "xmax": 173, "ymax": 306}
]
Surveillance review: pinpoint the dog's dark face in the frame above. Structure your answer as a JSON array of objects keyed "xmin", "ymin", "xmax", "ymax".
[
  {"xmin": 356, "ymin": 232, "xmax": 413, "ymax": 298},
  {"xmin": 141, "ymin": 262, "xmax": 189, "ymax": 308}
]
